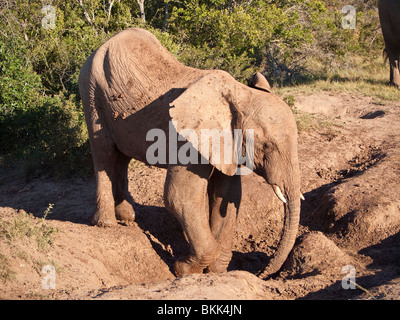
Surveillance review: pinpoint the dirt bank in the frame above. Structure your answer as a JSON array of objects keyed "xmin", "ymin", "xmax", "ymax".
[{"xmin": 1, "ymin": 91, "xmax": 399, "ymax": 300}]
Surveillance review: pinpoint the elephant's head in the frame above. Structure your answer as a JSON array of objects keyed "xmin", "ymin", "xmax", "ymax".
[{"xmin": 169, "ymin": 71, "xmax": 301, "ymax": 275}]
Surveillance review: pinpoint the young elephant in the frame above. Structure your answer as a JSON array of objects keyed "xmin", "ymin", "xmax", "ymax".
[
  {"xmin": 79, "ymin": 28, "xmax": 302, "ymax": 277},
  {"xmin": 379, "ymin": 0, "xmax": 400, "ymax": 88}
]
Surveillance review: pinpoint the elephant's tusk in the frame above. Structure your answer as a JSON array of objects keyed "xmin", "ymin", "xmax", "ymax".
[
  {"xmin": 273, "ymin": 185, "xmax": 287, "ymax": 204},
  {"xmin": 300, "ymin": 193, "xmax": 305, "ymax": 201}
]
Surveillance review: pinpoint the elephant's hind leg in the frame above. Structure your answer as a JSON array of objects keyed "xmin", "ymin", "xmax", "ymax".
[
  {"xmin": 164, "ymin": 164, "xmax": 218, "ymax": 277},
  {"xmin": 84, "ymin": 94, "xmax": 118, "ymax": 227},
  {"xmin": 92, "ymin": 152, "xmax": 118, "ymax": 227},
  {"xmin": 114, "ymin": 149, "xmax": 136, "ymax": 224}
]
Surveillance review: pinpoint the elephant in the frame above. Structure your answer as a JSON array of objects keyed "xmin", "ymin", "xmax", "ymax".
[
  {"xmin": 379, "ymin": 0, "xmax": 400, "ymax": 88},
  {"xmin": 78, "ymin": 28, "xmax": 302, "ymax": 277}
]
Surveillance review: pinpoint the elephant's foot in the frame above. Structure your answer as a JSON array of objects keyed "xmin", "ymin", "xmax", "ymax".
[
  {"xmin": 204, "ymin": 250, "xmax": 232, "ymax": 274},
  {"xmin": 115, "ymin": 200, "xmax": 135, "ymax": 225},
  {"xmin": 174, "ymin": 257, "xmax": 205, "ymax": 277},
  {"xmin": 91, "ymin": 209, "xmax": 118, "ymax": 227},
  {"xmin": 389, "ymin": 81, "xmax": 400, "ymax": 89}
]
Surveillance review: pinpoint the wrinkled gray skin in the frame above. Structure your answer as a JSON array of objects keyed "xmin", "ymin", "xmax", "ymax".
[
  {"xmin": 78, "ymin": 28, "xmax": 301, "ymax": 277},
  {"xmin": 379, "ymin": 0, "xmax": 400, "ymax": 88}
]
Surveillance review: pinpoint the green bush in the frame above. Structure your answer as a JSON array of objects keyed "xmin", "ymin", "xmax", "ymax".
[
  {"xmin": 0, "ymin": 38, "xmax": 91, "ymax": 178},
  {"xmin": 0, "ymin": 0, "xmax": 385, "ymax": 178},
  {"xmin": 0, "ymin": 205, "xmax": 59, "ymax": 251},
  {"xmin": 18, "ymin": 94, "xmax": 91, "ymax": 178},
  {"xmin": 167, "ymin": 0, "xmax": 335, "ymax": 84}
]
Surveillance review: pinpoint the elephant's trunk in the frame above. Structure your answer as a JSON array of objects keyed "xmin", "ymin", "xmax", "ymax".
[{"xmin": 261, "ymin": 183, "xmax": 301, "ymax": 277}]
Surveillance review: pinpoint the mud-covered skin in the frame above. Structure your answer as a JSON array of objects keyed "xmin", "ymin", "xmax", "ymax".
[{"xmin": 79, "ymin": 28, "xmax": 301, "ymax": 276}]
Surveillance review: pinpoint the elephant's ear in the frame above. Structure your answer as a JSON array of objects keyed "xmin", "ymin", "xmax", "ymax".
[
  {"xmin": 248, "ymin": 72, "xmax": 271, "ymax": 92},
  {"xmin": 169, "ymin": 72, "xmax": 240, "ymax": 176}
]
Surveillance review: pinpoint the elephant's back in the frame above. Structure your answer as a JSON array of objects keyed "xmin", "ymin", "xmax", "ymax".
[
  {"xmin": 102, "ymin": 28, "xmax": 188, "ymax": 87},
  {"xmin": 107, "ymin": 28, "xmax": 182, "ymax": 71},
  {"xmin": 78, "ymin": 28, "xmax": 207, "ymax": 163},
  {"xmin": 88, "ymin": 28, "xmax": 197, "ymax": 111}
]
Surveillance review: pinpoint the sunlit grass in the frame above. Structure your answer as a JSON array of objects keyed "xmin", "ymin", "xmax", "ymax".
[{"xmin": 276, "ymin": 55, "xmax": 400, "ymax": 103}]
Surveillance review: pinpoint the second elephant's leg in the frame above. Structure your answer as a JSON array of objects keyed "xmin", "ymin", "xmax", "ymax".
[
  {"xmin": 164, "ymin": 164, "xmax": 218, "ymax": 276},
  {"xmin": 206, "ymin": 171, "xmax": 241, "ymax": 273},
  {"xmin": 113, "ymin": 149, "xmax": 136, "ymax": 224},
  {"xmin": 390, "ymin": 56, "xmax": 400, "ymax": 88}
]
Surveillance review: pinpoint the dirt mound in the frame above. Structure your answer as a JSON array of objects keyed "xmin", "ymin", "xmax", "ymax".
[
  {"xmin": 82, "ymin": 271, "xmax": 272, "ymax": 300},
  {"xmin": 1, "ymin": 91, "xmax": 400, "ymax": 300},
  {"xmin": 283, "ymin": 231, "xmax": 356, "ymax": 277},
  {"xmin": 0, "ymin": 206, "xmax": 174, "ymax": 299},
  {"xmin": 307, "ymin": 147, "xmax": 400, "ymax": 250}
]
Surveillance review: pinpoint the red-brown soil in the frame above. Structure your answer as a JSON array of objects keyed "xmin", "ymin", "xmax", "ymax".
[{"xmin": 1, "ymin": 91, "xmax": 399, "ymax": 300}]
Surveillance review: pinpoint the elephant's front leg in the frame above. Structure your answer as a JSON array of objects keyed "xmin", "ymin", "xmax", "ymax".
[
  {"xmin": 164, "ymin": 164, "xmax": 218, "ymax": 277},
  {"xmin": 206, "ymin": 171, "xmax": 241, "ymax": 273}
]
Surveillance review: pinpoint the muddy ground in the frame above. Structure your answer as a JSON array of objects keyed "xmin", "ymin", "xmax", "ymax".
[{"xmin": 0, "ymin": 90, "xmax": 399, "ymax": 300}]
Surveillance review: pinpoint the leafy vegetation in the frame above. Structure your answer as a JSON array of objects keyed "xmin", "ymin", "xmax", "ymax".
[
  {"xmin": 0, "ymin": 253, "xmax": 16, "ymax": 283},
  {"xmin": 0, "ymin": 204, "xmax": 58, "ymax": 251},
  {"xmin": 0, "ymin": 204, "xmax": 59, "ymax": 284},
  {"xmin": 0, "ymin": 0, "xmax": 386, "ymax": 177}
]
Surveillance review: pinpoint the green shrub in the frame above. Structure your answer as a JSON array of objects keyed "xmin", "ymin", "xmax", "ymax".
[
  {"xmin": 0, "ymin": 0, "xmax": 386, "ymax": 179},
  {"xmin": 0, "ymin": 38, "xmax": 91, "ymax": 178},
  {"xmin": 0, "ymin": 206, "xmax": 58, "ymax": 252}
]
